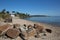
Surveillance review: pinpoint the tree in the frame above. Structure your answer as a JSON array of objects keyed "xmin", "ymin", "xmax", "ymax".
[
  {"xmin": 12, "ymin": 11, "xmax": 15, "ymax": 14},
  {"xmin": 16, "ymin": 12, "xmax": 20, "ymax": 14},
  {"xmin": 26, "ymin": 13, "xmax": 30, "ymax": 16},
  {"xmin": 1, "ymin": 9, "xmax": 6, "ymax": 13},
  {"xmin": 6, "ymin": 11, "xmax": 9, "ymax": 14}
]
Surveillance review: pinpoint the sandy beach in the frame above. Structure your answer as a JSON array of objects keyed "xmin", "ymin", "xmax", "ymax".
[{"xmin": 0, "ymin": 17, "xmax": 60, "ymax": 40}]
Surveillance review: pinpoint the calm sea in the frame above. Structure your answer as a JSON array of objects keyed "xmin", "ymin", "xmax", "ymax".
[{"xmin": 25, "ymin": 16, "xmax": 60, "ymax": 26}]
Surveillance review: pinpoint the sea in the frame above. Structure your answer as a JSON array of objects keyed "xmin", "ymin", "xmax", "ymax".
[{"xmin": 24, "ymin": 16, "xmax": 60, "ymax": 27}]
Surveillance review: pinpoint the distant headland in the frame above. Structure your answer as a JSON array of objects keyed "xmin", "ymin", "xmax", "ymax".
[{"xmin": 30, "ymin": 15, "xmax": 49, "ymax": 17}]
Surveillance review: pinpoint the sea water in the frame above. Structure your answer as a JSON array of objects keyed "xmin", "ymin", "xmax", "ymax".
[{"xmin": 25, "ymin": 16, "xmax": 60, "ymax": 26}]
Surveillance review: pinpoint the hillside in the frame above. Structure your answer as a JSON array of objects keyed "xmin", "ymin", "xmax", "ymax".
[{"xmin": 30, "ymin": 15, "xmax": 49, "ymax": 17}]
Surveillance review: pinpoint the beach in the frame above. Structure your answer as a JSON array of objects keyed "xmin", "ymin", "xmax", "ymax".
[{"xmin": 0, "ymin": 17, "xmax": 60, "ymax": 40}]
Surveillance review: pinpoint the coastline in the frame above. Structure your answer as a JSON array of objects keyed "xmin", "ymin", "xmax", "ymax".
[
  {"xmin": 24, "ymin": 16, "xmax": 60, "ymax": 27},
  {"xmin": 24, "ymin": 18, "xmax": 60, "ymax": 27},
  {"xmin": 12, "ymin": 18, "xmax": 60, "ymax": 40},
  {"xmin": 0, "ymin": 17, "xmax": 60, "ymax": 40}
]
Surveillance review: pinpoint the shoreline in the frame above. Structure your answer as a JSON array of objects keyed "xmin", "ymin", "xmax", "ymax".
[
  {"xmin": 0, "ymin": 18, "xmax": 60, "ymax": 40},
  {"xmin": 11, "ymin": 18, "xmax": 60, "ymax": 28},
  {"xmin": 24, "ymin": 19, "xmax": 60, "ymax": 27},
  {"xmin": 12, "ymin": 18, "xmax": 60, "ymax": 40}
]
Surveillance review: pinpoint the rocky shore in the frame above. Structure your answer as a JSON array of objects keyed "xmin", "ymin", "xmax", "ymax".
[{"xmin": 0, "ymin": 17, "xmax": 60, "ymax": 40}]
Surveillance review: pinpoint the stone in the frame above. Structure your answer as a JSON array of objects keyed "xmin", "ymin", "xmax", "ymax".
[
  {"xmin": 0, "ymin": 24, "xmax": 12, "ymax": 35},
  {"xmin": 15, "ymin": 36, "xmax": 22, "ymax": 40},
  {"xmin": 34, "ymin": 24, "xmax": 44, "ymax": 33},
  {"xmin": 4, "ymin": 18, "xmax": 12, "ymax": 23},
  {"xmin": 19, "ymin": 26, "xmax": 28, "ymax": 40},
  {"xmin": 33, "ymin": 24, "xmax": 44, "ymax": 38},
  {"xmin": 28, "ymin": 25, "xmax": 33, "ymax": 31},
  {"xmin": 45, "ymin": 29, "xmax": 52, "ymax": 33},
  {"xmin": 27, "ymin": 25, "xmax": 36, "ymax": 37},
  {"xmin": 28, "ymin": 29, "xmax": 36, "ymax": 37},
  {"xmin": 13, "ymin": 24, "xmax": 20, "ymax": 28},
  {"xmin": 19, "ymin": 25, "xmax": 36, "ymax": 40},
  {"xmin": 6, "ymin": 28, "xmax": 20, "ymax": 39}
]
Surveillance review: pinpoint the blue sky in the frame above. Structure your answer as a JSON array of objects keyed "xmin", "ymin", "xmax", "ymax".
[{"xmin": 0, "ymin": 0, "xmax": 60, "ymax": 16}]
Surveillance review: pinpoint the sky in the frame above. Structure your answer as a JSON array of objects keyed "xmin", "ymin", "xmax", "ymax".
[{"xmin": 0, "ymin": 0, "xmax": 60, "ymax": 16}]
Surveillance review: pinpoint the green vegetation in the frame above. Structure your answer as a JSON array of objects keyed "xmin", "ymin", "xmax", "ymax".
[
  {"xmin": 14, "ymin": 12, "xmax": 30, "ymax": 19},
  {"xmin": 0, "ymin": 9, "xmax": 11, "ymax": 21},
  {"xmin": 0, "ymin": 9, "xmax": 49, "ymax": 21},
  {"xmin": 0, "ymin": 9, "xmax": 30, "ymax": 20}
]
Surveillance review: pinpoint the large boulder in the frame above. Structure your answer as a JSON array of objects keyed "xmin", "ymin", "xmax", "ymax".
[
  {"xmin": 19, "ymin": 25, "xmax": 28, "ymax": 40},
  {"xmin": 27, "ymin": 25, "xmax": 36, "ymax": 37},
  {"xmin": 6, "ymin": 28, "xmax": 20, "ymax": 39},
  {"xmin": 33, "ymin": 24, "xmax": 44, "ymax": 38},
  {"xmin": 34, "ymin": 24, "xmax": 44, "ymax": 33},
  {"xmin": 0, "ymin": 24, "xmax": 12, "ymax": 35},
  {"xmin": 28, "ymin": 29, "xmax": 36, "ymax": 37},
  {"xmin": 19, "ymin": 25, "xmax": 36, "ymax": 40}
]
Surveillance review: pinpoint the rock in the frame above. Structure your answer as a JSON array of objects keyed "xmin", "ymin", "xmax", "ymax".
[
  {"xmin": 28, "ymin": 25, "xmax": 33, "ymax": 31},
  {"xmin": 23, "ymin": 24, "xmax": 26, "ymax": 27},
  {"xmin": 43, "ymin": 33, "xmax": 46, "ymax": 36},
  {"xmin": 4, "ymin": 18, "xmax": 12, "ymax": 23},
  {"xmin": 19, "ymin": 25, "xmax": 34, "ymax": 40},
  {"xmin": 33, "ymin": 24, "xmax": 44, "ymax": 38},
  {"xmin": 6, "ymin": 28, "xmax": 20, "ymax": 39},
  {"xmin": 13, "ymin": 24, "xmax": 20, "ymax": 29},
  {"xmin": 0, "ymin": 24, "xmax": 12, "ymax": 35},
  {"xmin": 19, "ymin": 33, "xmax": 26, "ymax": 40},
  {"xmin": 33, "ymin": 24, "xmax": 44, "ymax": 33},
  {"xmin": 19, "ymin": 25, "xmax": 28, "ymax": 40},
  {"xmin": 34, "ymin": 35, "xmax": 40, "ymax": 38},
  {"xmin": 15, "ymin": 36, "xmax": 22, "ymax": 40},
  {"xmin": 28, "ymin": 29, "xmax": 36, "ymax": 37},
  {"xmin": 27, "ymin": 25, "xmax": 36, "ymax": 37},
  {"xmin": 45, "ymin": 29, "xmax": 52, "ymax": 33}
]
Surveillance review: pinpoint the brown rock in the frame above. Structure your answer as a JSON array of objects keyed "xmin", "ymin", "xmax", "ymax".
[
  {"xmin": 6, "ymin": 28, "xmax": 20, "ymax": 39},
  {"xmin": 28, "ymin": 29, "xmax": 36, "ymax": 37},
  {"xmin": 13, "ymin": 24, "xmax": 20, "ymax": 28},
  {"xmin": 27, "ymin": 25, "xmax": 36, "ymax": 37},
  {"xmin": 45, "ymin": 29, "xmax": 52, "ymax": 33},
  {"xmin": 19, "ymin": 25, "xmax": 36, "ymax": 40},
  {"xmin": 34, "ymin": 24, "xmax": 44, "ymax": 33},
  {"xmin": 33, "ymin": 24, "xmax": 44, "ymax": 38},
  {"xmin": 0, "ymin": 24, "xmax": 12, "ymax": 35},
  {"xmin": 28, "ymin": 25, "xmax": 33, "ymax": 31}
]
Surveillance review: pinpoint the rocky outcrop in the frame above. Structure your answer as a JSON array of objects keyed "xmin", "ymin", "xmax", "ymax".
[
  {"xmin": 19, "ymin": 25, "xmax": 36, "ymax": 40},
  {"xmin": 0, "ymin": 24, "xmax": 12, "ymax": 35},
  {"xmin": 6, "ymin": 28, "xmax": 20, "ymax": 39}
]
